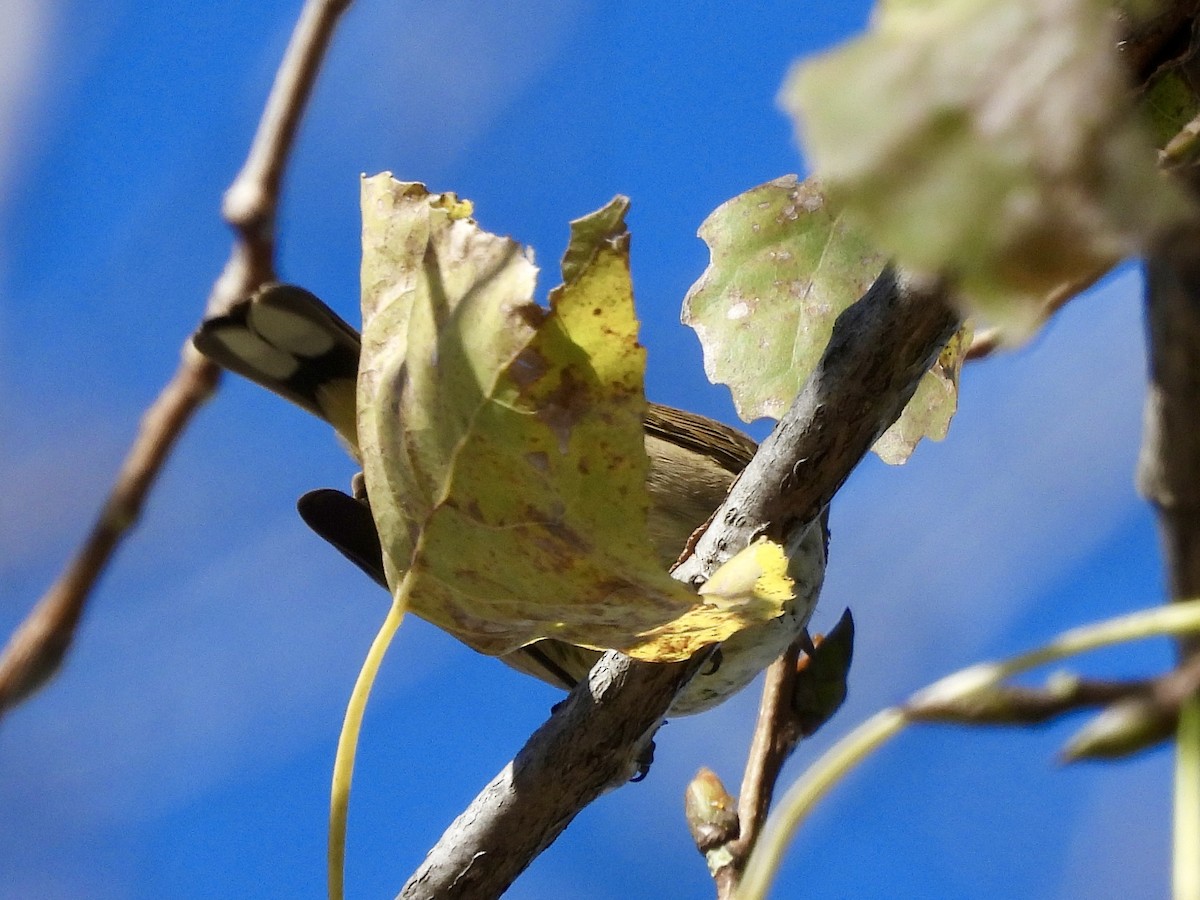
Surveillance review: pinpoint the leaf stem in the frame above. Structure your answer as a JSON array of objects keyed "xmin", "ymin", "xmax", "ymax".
[
  {"xmin": 329, "ymin": 595, "xmax": 407, "ymax": 900},
  {"xmin": 1175, "ymin": 696, "xmax": 1200, "ymax": 900}
]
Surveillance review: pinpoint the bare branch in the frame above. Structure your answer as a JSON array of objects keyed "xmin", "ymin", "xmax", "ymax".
[
  {"xmin": 213, "ymin": 0, "xmax": 356, "ymax": 311},
  {"xmin": 900, "ymin": 653, "xmax": 1200, "ymax": 762},
  {"xmin": 701, "ymin": 610, "xmax": 852, "ymax": 898},
  {"xmin": 733, "ymin": 645, "xmax": 804, "ymax": 845},
  {"xmin": 1058, "ymin": 653, "xmax": 1200, "ymax": 762},
  {"xmin": 1139, "ymin": 222, "xmax": 1200, "ymax": 609},
  {"xmin": 0, "ymin": 0, "xmax": 355, "ymax": 720},
  {"xmin": 397, "ymin": 651, "xmax": 708, "ymax": 899}
]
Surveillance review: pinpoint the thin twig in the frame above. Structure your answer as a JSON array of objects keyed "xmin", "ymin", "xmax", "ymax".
[
  {"xmin": 0, "ymin": 0, "xmax": 355, "ymax": 720},
  {"xmin": 705, "ymin": 610, "xmax": 852, "ymax": 898},
  {"xmin": 735, "ymin": 644, "xmax": 804, "ymax": 846},
  {"xmin": 712, "ymin": 642, "xmax": 803, "ymax": 900},
  {"xmin": 907, "ymin": 674, "xmax": 1155, "ymax": 724}
]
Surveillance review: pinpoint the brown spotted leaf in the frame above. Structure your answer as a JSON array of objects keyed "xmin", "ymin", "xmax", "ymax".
[{"xmin": 357, "ymin": 174, "xmax": 791, "ymax": 661}]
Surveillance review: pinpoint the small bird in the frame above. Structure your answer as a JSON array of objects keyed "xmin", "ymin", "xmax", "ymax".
[{"xmin": 193, "ymin": 283, "xmax": 825, "ymax": 714}]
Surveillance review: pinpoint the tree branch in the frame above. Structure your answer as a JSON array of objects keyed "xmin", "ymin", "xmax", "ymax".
[
  {"xmin": 399, "ymin": 267, "xmax": 960, "ymax": 899},
  {"xmin": 0, "ymin": 0, "xmax": 354, "ymax": 720},
  {"xmin": 1140, "ymin": 223, "xmax": 1200, "ymax": 612},
  {"xmin": 712, "ymin": 643, "xmax": 803, "ymax": 900},
  {"xmin": 907, "ymin": 672, "xmax": 1158, "ymax": 725},
  {"xmin": 1139, "ymin": 216, "xmax": 1200, "ymax": 892},
  {"xmin": 398, "ymin": 652, "xmax": 707, "ymax": 899},
  {"xmin": 705, "ymin": 610, "xmax": 853, "ymax": 898},
  {"xmin": 897, "ymin": 650, "xmax": 1200, "ymax": 763}
]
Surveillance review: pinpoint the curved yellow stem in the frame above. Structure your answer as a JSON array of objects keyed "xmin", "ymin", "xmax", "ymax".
[
  {"xmin": 736, "ymin": 709, "xmax": 906, "ymax": 900},
  {"xmin": 1175, "ymin": 697, "xmax": 1200, "ymax": 900},
  {"xmin": 328, "ymin": 597, "xmax": 408, "ymax": 900}
]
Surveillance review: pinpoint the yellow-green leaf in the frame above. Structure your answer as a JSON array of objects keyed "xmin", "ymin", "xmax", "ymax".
[
  {"xmin": 781, "ymin": 0, "xmax": 1189, "ymax": 342},
  {"xmin": 682, "ymin": 176, "xmax": 886, "ymax": 422},
  {"xmin": 357, "ymin": 174, "xmax": 790, "ymax": 662},
  {"xmin": 873, "ymin": 321, "xmax": 972, "ymax": 464}
]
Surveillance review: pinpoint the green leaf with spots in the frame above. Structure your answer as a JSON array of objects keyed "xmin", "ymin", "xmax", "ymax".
[
  {"xmin": 682, "ymin": 175, "xmax": 887, "ymax": 422},
  {"xmin": 682, "ymin": 175, "xmax": 959, "ymax": 463}
]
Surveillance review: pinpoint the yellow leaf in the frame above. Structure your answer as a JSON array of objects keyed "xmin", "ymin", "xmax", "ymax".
[{"xmin": 699, "ymin": 538, "xmax": 795, "ymax": 608}]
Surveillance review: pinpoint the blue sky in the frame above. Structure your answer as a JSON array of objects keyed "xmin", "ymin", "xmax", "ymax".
[{"xmin": 0, "ymin": 2, "xmax": 1176, "ymax": 898}]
